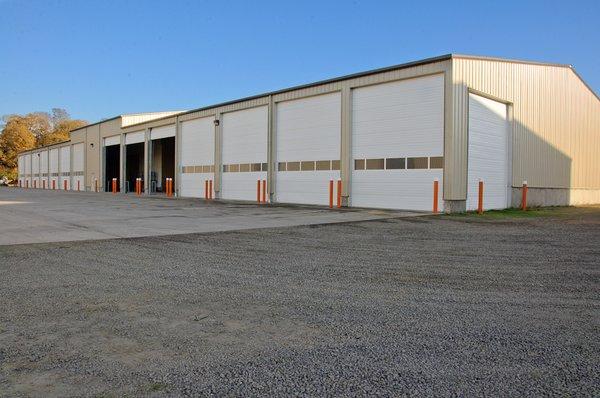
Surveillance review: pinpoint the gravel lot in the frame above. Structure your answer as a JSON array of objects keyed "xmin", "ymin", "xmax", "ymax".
[{"xmin": 1, "ymin": 207, "xmax": 599, "ymax": 397}]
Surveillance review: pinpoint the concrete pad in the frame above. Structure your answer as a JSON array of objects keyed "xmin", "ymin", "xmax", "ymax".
[{"xmin": 0, "ymin": 188, "xmax": 423, "ymax": 245}]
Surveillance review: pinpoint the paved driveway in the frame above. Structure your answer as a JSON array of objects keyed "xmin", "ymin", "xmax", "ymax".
[{"xmin": 0, "ymin": 188, "xmax": 418, "ymax": 245}]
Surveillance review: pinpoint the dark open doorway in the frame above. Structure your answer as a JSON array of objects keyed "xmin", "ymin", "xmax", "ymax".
[
  {"xmin": 150, "ymin": 137, "xmax": 175, "ymax": 193},
  {"xmin": 125, "ymin": 142, "xmax": 144, "ymax": 193},
  {"xmin": 104, "ymin": 144, "xmax": 120, "ymax": 192}
]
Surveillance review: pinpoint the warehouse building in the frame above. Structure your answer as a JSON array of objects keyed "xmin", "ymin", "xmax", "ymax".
[{"xmin": 17, "ymin": 54, "xmax": 600, "ymax": 212}]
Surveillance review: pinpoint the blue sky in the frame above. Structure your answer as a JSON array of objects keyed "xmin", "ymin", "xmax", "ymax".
[{"xmin": 1, "ymin": 0, "xmax": 598, "ymax": 123}]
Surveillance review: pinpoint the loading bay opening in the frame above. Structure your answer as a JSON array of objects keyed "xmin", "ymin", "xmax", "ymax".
[
  {"xmin": 150, "ymin": 137, "xmax": 175, "ymax": 194},
  {"xmin": 104, "ymin": 144, "xmax": 120, "ymax": 192}
]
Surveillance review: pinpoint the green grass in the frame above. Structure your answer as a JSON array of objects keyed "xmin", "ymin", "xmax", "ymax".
[
  {"xmin": 449, "ymin": 206, "xmax": 575, "ymax": 219},
  {"xmin": 148, "ymin": 382, "xmax": 168, "ymax": 392}
]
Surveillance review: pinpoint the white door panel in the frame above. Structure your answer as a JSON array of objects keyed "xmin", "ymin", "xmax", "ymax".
[
  {"xmin": 467, "ymin": 94, "xmax": 509, "ymax": 210},
  {"xmin": 49, "ymin": 148, "xmax": 59, "ymax": 189},
  {"xmin": 125, "ymin": 131, "xmax": 145, "ymax": 145},
  {"xmin": 104, "ymin": 135, "xmax": 120, "ymax": 146},
  {"xmin": 59, "ymin": 146, "xmax": 70, "ymax": 190},
  {"xmin": 151, "ymin": 125, "xmax": 175, "ymax": 140},
  {"xmin": 276, "ymin": 93, "xmax": 341, "ymax": 205},
  {"xmin": 221, "ymin": 106, "xmax": 268, "ymax": 201},
  {"xmin": 180, "ymin": 117, "xmax": 215, "ymax": 198},
  {"xmin": 221, "ymin": 172, "xmax": 266, "ymax": 202},
  {"xmin": 24, "ymin": 154, "xmax": 31, "ymax": 187},
  {"xmin": 351, "ymin": 74, "xmax": 444, "ymax": 210},
  {"xmin": 18, "ymin": 156, "xmax": 24, "ymax": 187},
  {"xmin": 72, "ymin": 143, "xmax": 85, "ymax": 191},
  {"xmin": 32, "ymin": 152, "xmax": 40, "ymax": 188},
  {"xmin": 352, "ymin": 170, "xmax": 443, "ymax": 211},
  {"xmin": 40, "ymin": 151, "xmax": 48, "ymax": 189}
]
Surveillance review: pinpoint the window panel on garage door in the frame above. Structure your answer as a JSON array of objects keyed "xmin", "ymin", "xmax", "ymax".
[
  {"xmin": 221, "ymin": 106, "xmax": 268, "ymax": 201},
  {"xmin": 351, "ymin": 74, "xmax": 444, "ymax": 211},
  {"xmin": 180, "ymin": 117, "xmax": 215, "ymax": 198},
  {"xmin": 276, "ymin": 92, "xmax": 341, "ymax": 205}
]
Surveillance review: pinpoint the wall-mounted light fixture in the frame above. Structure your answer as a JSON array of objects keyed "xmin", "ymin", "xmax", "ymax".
[{"xmin": 213, "ymin": 119, "xmax": 220, "ymax": 127}]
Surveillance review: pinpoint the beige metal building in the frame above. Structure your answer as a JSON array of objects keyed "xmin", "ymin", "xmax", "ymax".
[{"xmin": 17, "ymin": 54, "xmax": 600, "ymax": 212}]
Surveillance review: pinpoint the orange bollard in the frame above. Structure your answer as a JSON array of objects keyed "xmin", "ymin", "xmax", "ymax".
[
  {"xmin": 433, "ymin": 179, "xmax": 439, "ymax": 214},
  {"xmin": 337, "ymin": 179, "xmax": 342, "ymax": 208},
  {"xmin": 112, "ymin": 178, "xmax": 117, "ymax": 194},
  {"xmin": 52, "ymin": 180, "xmax": 56, "ymax": 190},
  {"xmin": 521, "ymin": 180, "xmax": 528, "ymax": 211},
  {"xmin": 63, "ymin": 180, "xmax": 67, "ymax": 190},
  {"xmin": 329, "ymin": 180, "xmax": 334, "ymax": 208},
  {"xmin": 257, "ymin": 180, "xmax": 261, "ymax": 203},
  {"xmin": 209, "ymin": 180, "xmax": 213, "ymax": 200},
  {"xmin": 262, "ymin": 180, "xmax": 267, "ymax": 204},
  {"xmin": 477, "ymin": 180, "xmax": 484, "ymax": 214},
  {"xmin": 94, "ymin": 179, "xmax": 98, "ymax": 192}
]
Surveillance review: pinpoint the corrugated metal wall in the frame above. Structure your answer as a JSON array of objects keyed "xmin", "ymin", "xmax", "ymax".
[
  {"xmin": 121, "ymin": 111, "xmax": 183, "ymax": 127},
  {"xmin": 450, "ymin": 57, "xmax": 600, "ymax": 200}
]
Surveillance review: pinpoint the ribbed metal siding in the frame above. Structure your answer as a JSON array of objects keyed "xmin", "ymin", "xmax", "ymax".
[
  {"xmin": 451, "ymin": 58, "xmax": 599, "ymax": 199},
  {"xmin": 121, "ymin": 111, "xmax": 183, "ymax": 127}
]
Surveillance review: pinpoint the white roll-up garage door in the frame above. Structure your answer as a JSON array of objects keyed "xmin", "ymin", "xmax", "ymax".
[
  {"xmin": 125, "ymin": 131, "xmax": 145, "ymax": 145},
  {"xmin": 18, "ymin": 155, "xmax": 24, "ymax": 187},
  {"xmin": 275, "ymin": 93, "xmax": 341, "ymax": 205},
  {"xmin": 32, "ymin": 152, "xmax": 40, "ymax": 188},
  {"xmin": 40, "ymin": 150, "xmax": 48, "ymax": 189},
  {"xmin": 72, "ymin": 143, "xmax": 85, "ymax": 191},
  {"xmin": 180, "ymin": 117, "xmax": 215, "ymax": 198},
  {"xmin": 49, "ymin": 148, "xmax": 59, "ymax": 189},
  {"xmin": 104, "ymin": 135, "xmax": 120, "ymax": 147},
  {"xmin": 24, "ymin": 154, "xmax": 31, "ymax": 187},
  {"xmin": 351, "ymin": 74, "xmax": 444, "ymax": 211},
  {"xmin": 221, "ymin": 106, "xmax": 268, "ymax": 201},
  {"xmin": 150, "ymin": 125, "xmax": 175, "ymax": 141},
  {"xmin": 59, "ymin": 146, "xmax": 71, "ymax": 190},
  {"xmin": 466, "ymin": 93, "xmax": 509, "ymax": 210}
]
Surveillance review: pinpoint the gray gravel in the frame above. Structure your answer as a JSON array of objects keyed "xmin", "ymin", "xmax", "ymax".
[{"xmin": 1, "ymin": 208, "xmax": 599, "ymax": 397}]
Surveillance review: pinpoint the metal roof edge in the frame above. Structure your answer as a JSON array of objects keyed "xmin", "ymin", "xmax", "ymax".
[
  {"xmin": 69, "ymin": 115, "xmax": 121, "ymax": 133},
  {"xmin": 568, "ymin": 66, "xmax": 600, "ymax": 102},
  {"xmin": 18, "ymin": 139, "xmax": 72, "ymax": 155},
  {"xmin": 123, "ymin": 54, "xmax": 454, "ymax": 128},
  {"xmin": 452, "ymin": 54, "xmax": 600, "ymax": 102},
  {"xmin": 450, "ymin": 54, "xmax": 572, "ymax": 68}
]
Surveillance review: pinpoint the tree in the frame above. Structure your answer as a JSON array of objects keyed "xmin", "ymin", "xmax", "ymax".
[{"xmin": 0, "ymin": 109, "xmax": 87, "ymax": 179}]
